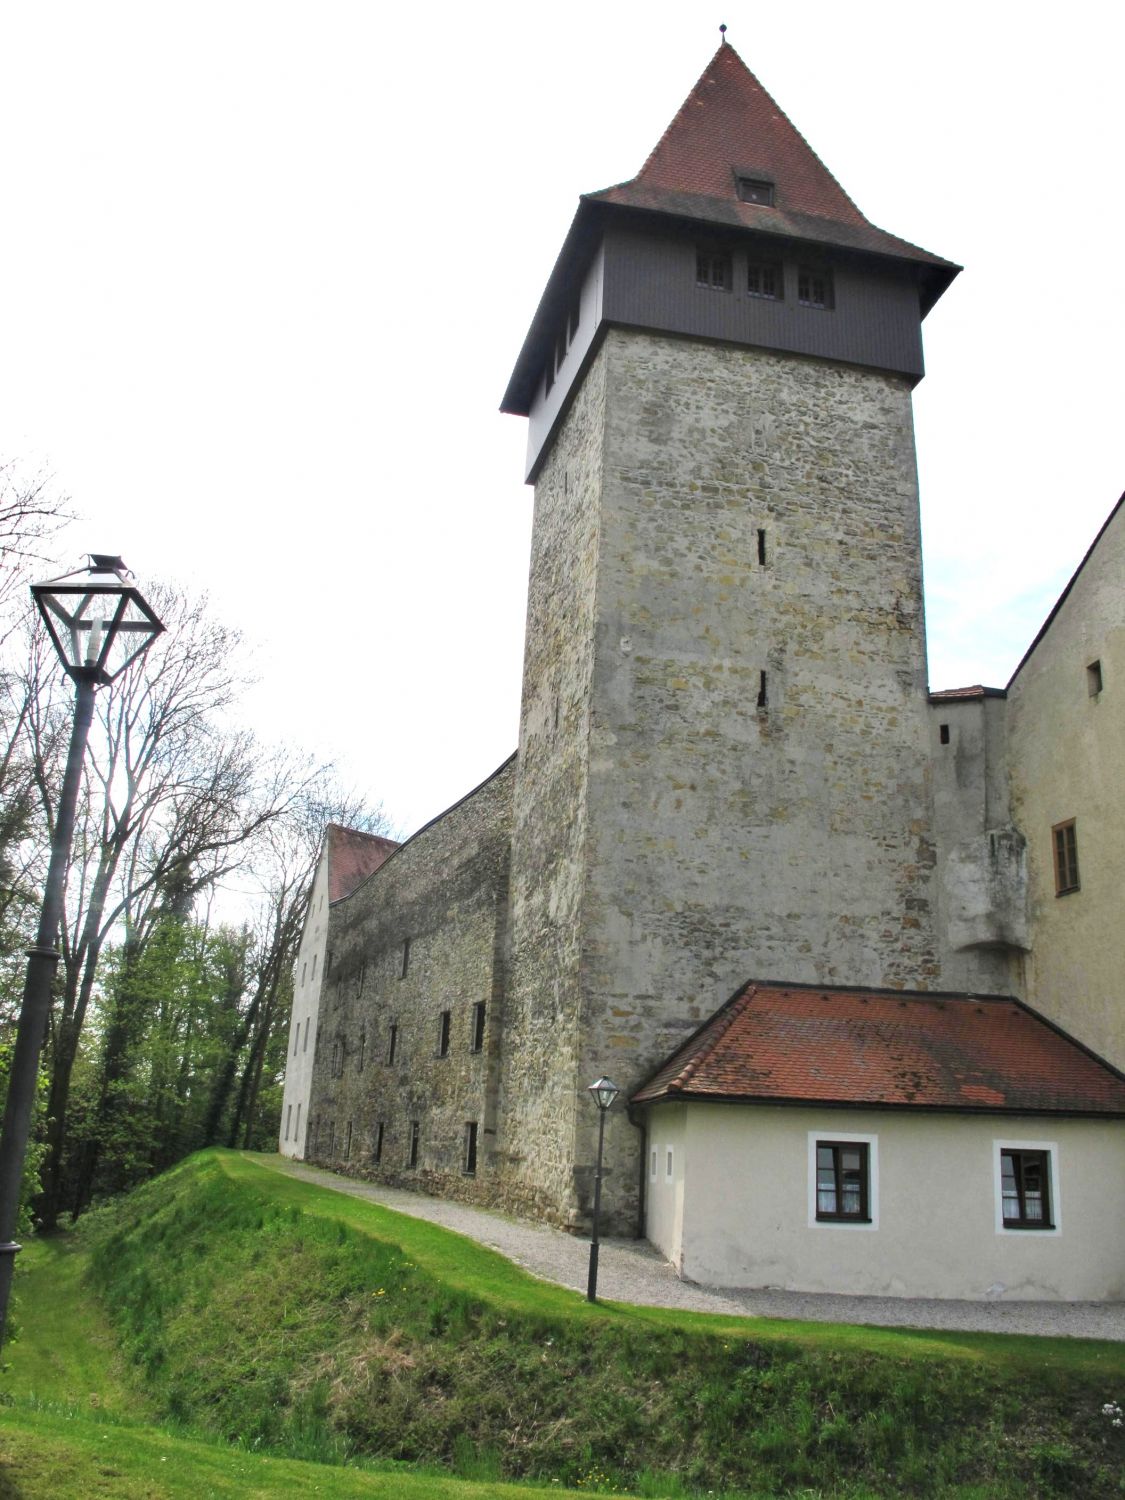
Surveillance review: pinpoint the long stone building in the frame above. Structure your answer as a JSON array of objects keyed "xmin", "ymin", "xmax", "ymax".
[{"xmin": 280, "ymin": 42, "xmax": 1125, "ymax": 1299}]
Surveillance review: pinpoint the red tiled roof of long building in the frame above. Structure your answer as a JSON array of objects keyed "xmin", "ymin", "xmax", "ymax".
[
  {"xmin": 586, "ymin": 43, "xmax": 955, "ymax": 273},
  {"xmin": 632, "ymin": 982, "xmax": 1125, "ymax": 1115},
  {"xmin": 326, "ymin": 823, "xmax": 399, "ymax": 904}
]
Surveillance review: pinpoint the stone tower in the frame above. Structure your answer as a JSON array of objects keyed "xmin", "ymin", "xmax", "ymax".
[{"xmin": 495, "ymin": 43, "xmax": 993, "ymax": 1233}]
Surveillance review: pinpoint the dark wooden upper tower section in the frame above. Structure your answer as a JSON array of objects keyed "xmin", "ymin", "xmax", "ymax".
[{"xmin": 502, "ymin": 41, "xmax": 959, "ymax": 481}]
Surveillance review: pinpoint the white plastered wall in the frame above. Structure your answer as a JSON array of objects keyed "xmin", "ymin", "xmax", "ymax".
[{"xmin": 643, "ymin": 1101, "xmax": 1125, "ymax": 1301}]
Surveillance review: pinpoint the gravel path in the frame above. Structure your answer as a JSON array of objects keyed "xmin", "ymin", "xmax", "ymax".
[{"xmin": 270, "ymin": 1158, "xmax": 1125, "ymax": 1341}]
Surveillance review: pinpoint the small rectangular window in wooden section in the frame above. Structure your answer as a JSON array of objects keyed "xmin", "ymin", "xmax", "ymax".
[
  {"xmin": 437, "ymin": 1009, "xmax": 451, "ymax": 1058},
  {"xmin": 696, "ymin": 248, "xmax": 733, "ymax": 291},
  {"xmin": 747, "ymin": 261, "xmax": 782, "ymax": 300},
  {"xmin": 470, "ymin": 1000, "xmax": 486, "ymax": 1053},
  {"xmin": 408, "ymin": 1120, "xmax": 420, "ymax": 1168},
  {"xmin": 797, "ymin": 267, "xmax": 834, "ymax": 310},
  {"xmin": 464, "ymin": 1121, "xmax": 478, "ymax": 1176},
  {"xmin": 1052, "ymin": 819, "xmax": 1079, "ymax": 895}
]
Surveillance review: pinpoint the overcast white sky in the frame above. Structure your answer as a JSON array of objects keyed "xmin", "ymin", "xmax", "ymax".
[{"xmin": 2, "ymin": 2, "xmax": 1121, "ymax": 838}]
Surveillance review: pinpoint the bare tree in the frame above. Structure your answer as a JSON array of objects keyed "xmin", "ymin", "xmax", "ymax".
[{"xmin": 19, "ymin": 585, "xmax": 322, "ymax": 1227}]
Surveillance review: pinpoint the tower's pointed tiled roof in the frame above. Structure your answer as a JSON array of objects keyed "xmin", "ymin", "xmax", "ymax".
[{"xmin": 586, "ymin": 42, "xmax": 954, "ymax": 276}]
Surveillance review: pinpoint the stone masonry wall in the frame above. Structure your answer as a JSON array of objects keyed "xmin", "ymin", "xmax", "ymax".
[
  {"xmin": 496, "ymin": 346, "xmax": 606, "ymax": 1228},
  {"xmin": 306, "ymin": 757, "xmax": 514, "ymax": 1202},
  {"xmin": 578, "ymin": 329, "xmax": 953, "ymax": 1233}
]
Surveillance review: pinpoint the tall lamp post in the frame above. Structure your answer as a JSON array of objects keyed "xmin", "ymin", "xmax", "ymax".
[
  {"xmin": 0, "ymin": 555, "xmax": 163, "ymax": 1351},
  {"xmin": 585, "ymin": 1075, "xmax": 619, "ymax": 1303}
]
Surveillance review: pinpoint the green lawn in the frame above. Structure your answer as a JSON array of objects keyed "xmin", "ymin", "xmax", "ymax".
[{"xmin": 1, "ymin": 1149, "xmax": 1122, "ymax": 1499}]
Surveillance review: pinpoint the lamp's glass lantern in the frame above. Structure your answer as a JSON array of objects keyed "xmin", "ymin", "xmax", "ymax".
[
  {"xmin": 31, "ymin": 554, "xmax": 164, "ymax": 685},
  {"xmin": 587, "ymin": 1076, "xmax": 620, "ymax": 1113}
]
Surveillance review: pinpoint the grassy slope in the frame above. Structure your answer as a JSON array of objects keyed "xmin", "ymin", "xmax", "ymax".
[
  {"xmin": 2, "ymin": 1152, "xmax": 1125, "ymax": 1494},
  {"xmin": 62, "ymin": 1150, "xmax": 1125, "ymax": 1497},
  {"xmin": 0, "ymin": 1226, "xmax": 614, "ymax": 1500}
]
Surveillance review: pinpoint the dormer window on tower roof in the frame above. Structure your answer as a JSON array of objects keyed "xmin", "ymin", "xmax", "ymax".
[{"xmin": 736, "ymin": 175, "xmax": 774, "ymax": 206}]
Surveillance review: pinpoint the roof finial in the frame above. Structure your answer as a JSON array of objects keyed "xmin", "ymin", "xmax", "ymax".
[{"xmin": 719, "ymin": 22, "xmax": 727, "ymax": 43}]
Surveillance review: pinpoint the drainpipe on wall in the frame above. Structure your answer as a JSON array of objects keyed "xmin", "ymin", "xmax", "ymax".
[{"xmin": 627, "ymin": 1103, "xmax": 647, "ymax": 1240}]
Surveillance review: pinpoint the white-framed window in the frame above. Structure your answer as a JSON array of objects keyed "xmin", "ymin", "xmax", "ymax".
[
  {"xmin": 993, "ymin": 1139, "xmax": 1061, "ymax": 1235},
  {"xmin": 665, "ymin": 1146, "xmax": 674, "ymax": 1183},
  {"xmin": 807, "ymin": 1131, "xmax": 878, "ymax": 1230},
  {"xmin": 649, "ymin": 1146, "xmax": 658, "ymax": 1183}
]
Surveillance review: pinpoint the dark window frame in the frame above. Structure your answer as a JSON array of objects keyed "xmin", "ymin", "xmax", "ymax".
[
  {"xmin": 386, "ymin": 1021, "xmax": 398, "ymax": 1065},
  {"xmin": 747, "ymin": 260, "xmax": 783, "ymax": 300},
  {"xmin": 1087, "ymin": 659, "xmax": 1103, "ymax": 696},
  {"xmin": 1000, "ymin": 1148, "xmax": 1053, "ymax": 1229},
  {"xmin": 736, "ymin": 175, "xmax": 775, "ymax": 205},
  {"xmin": 372, "ymin": 1120, "xmax": 384, "ymax": 1165},
  {"xmin": 408, "ymin": 1120, "xmax": 420, "ymax": 1168},
  {"xmin": 464, "ymin": 1121, "xmax": 478, "ymax": 1176},
  {"xmin": 797, "ymin": 266, "xmax": 835, "ymax": 311},
  {"xmin": 815, "ymin": 1140, "xmax": 871, "ymax": 1223},
  {"xmin": 1052, "ymin": 819, "xmax": 1079, "ymax": 895},
  {"xmin": 696, "ymin": 247, "xmax": 733, "ymax": 292},
  {"xmin": 437, "ymin": 1009, "xmax": 451, "ymax": 1058}
]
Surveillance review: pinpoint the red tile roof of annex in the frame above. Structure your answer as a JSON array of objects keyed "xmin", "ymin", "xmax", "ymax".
[
  {"xmin": 586, "ymin": 42, "xmax": 956, "ymax": 274},
  {"xmin": 632, "ymin": 982, "xmax": 1125, "ymax": 1115},
  {"xmin": 325, "ymin": 824, "xmax": 399, "ymax": 904}
]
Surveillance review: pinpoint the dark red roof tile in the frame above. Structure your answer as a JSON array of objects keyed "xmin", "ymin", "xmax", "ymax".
[
  {"xmin": 632, "ymin": 982, "xmax": 1125, "ymax": 1115},
  {"xmin": 325, "ymin": 823, "xmax": 398, "ymax": 904}
]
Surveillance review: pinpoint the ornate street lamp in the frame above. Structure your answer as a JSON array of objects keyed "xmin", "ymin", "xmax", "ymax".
[
  {"xmin": 0, "ymin": 555, "xmax": 163, "ymax": 1350},
  {"xmin": 585, "ymin": 1075, "xmax": 619, "ymax": 1302}
]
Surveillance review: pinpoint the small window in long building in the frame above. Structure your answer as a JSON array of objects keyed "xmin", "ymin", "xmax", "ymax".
[
  {"xmin": 437, "ymin": 1009, "xmax": 451, "ymax": 1058},
  {"xmin": 696, "ymin": 248, "xmax": 733, "ymax": 291},
  {"xmin": 939, "ymin": 723, "xmax": 951, "ymax": 745},
  {"xmin": 311, "ymin": 952, "xmax": 317, "ymax": 979},
  {"xmin": 285, "ymin": 1103, "xmax": 292, "ymax": 1140},
  {"xmin": 372, "ymin": 1121, "xmax": 384, "ymax": 1164},
  {"xmin": 1087, "ymin": 659, "xmax": 1103, "ymax": 696},
  {"xmin": 1052, "ymin": 819, "xmax": 1080, "ymax": 895},
  {"xmin": 295, "ymin": 1101, "xmax": 301, "ymax": 1143},
  {"xmin": 1000, "ymin": 1148, "xmax": 1053, "ymax": 1229},
  {"xmin": 649, "ymin": 1146, "xmax": 657, "ymax": 1182},
  {"xmin": 470, "ymin": 1001, "xmax": 486, "ymax": 1053},
  {"xmin": 408, "ymin": 1120, "xmax": 420, "ymax": 1168},
  {"xmin": 464, "ymin": 1121, "xmax": 478, "ymax": 1176},
  {"xmin": 344, "ymin": 1120, "xmax": 352, "ymax": 1161},
  {"xmin": 747, "ymin": 261, "xmax": 782, "ymax": 300},
  {"xmin": 327, "ymin": 1119, "xmax": 335, "ymax": 1154},
  {"xmin": 798, "ymin": 267, "xmax": 834, "ymax": 310},
  {"xmin": 665, "ymin": 1147, "xmax": 674, "ymax": 1183},
  {"xmin": 303, "ymin": 1017, "xmax": 309, "ymax": 1052},
  {"xmin": 816, "ymin": 1141, "xmax": 869, "ymax": 1221},
  {"xmin": 358, "ymin": 1029, "xmax": 366, "ymax": 1072},
  {"xmin": 400, "ymin": 938, "xmax": 411, "ymax": 978},
  {"xmin": 757, "ymin": 528, "xmax": 767, "ymax": 565},
  {"xmin": 387, "ymin": 1022, "xmax": 398, "ymax": 1065},
  {"xmin": 757, "ymin": 670, "xmax": 768, "ymax": 709}
]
